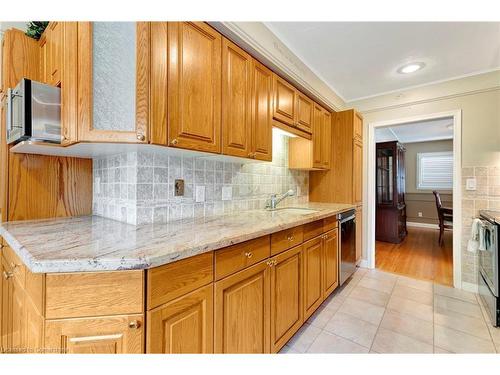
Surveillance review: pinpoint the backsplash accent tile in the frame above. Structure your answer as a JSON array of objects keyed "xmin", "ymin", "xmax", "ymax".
[{"xmin": 93, "ymin": 134, "xmax": 309, "ymax": 224}]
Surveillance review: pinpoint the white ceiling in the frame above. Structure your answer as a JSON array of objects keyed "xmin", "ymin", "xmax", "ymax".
[
  {"xmin": 375, "ymin": 117, "xmax": 454, "ymax": 143},
  {"xmin": 265, "ymin": 22, "xmax": 500, "ymax": 101}
]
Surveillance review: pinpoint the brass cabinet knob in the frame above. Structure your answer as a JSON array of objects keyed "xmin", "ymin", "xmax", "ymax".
[
  {"xmin": 266, "ymin": 260, "xmax": 274, "ymax": 267},
  {"xmin": 244, "ymin": 252, "xmax": 253, "ymax": 259},
  {"xmin": 3, "ymin": 271, "xmax": 13, "ymax": 280},
  {"xmin": 287, "ymin": 235, "xmax": 294, "ymax": 241},
  {"xmin": 171, "ymin": 138, "xmax": 179, "ymax": 145},
  {"xmin": 136, "ymin": 133, "xmax": 146, "ymax": 141},
  {"xmin": 128, "ymin": 320, "xmax": 141, "ymax": 329}
]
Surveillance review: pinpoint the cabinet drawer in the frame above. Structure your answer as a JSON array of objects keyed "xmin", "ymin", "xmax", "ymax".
[
  {"xmin": 2, "ymin": 245, "xmax": 26, "ymax": 287},
  {"xmin": 147, "ymin": 252, "xmax": 213, "ymax": 310},
  {"xmin": 45, "ymin": 270, "xmax": 144, "ymax": 319},
  {"xmin": 303, "ymin": 220, "xmax": 324, "ymax": 241},
  {"xmin": 215, "ymin": 236, "xmax": 270, "ymax": 281},
  {"xmin": 271, "ymin": 226, "xmax": 303, "ymax": 256},
  {"xmin": 323, "ymin": 215, "xmax": 338, "ymax": 232}
]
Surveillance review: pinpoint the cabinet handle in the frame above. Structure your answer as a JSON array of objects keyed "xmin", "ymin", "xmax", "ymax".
[
  {"xmin": 136, "ymin": 133, "xmax": 146, "ymax": 142},
  {"xmin": 287, "ymin": 235, "xmax": 294, "ymax": 241},
  {"xmin": 244, "ymin": 252, "xmax": 253, "ymax": 259},
  {"xmin": 266, "ymin": 260, "xmax": 274, "ymax": 267},
  {"xmin": 171, "ymin": 138, "xmax": 179, "ymax": 145},
  {"xmin": 248, "ymin": 152, "xmax": 255, "ymax": 158},
  {"xmin": 128, "ymin": 320, "xmax": 141, "ymax": 329},
  {"xmin": 3, "ymin": 271, "xmax": 13, "ymax": 280}
]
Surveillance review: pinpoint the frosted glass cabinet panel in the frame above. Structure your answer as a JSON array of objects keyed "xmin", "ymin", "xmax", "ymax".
[{"xmin": 92, "ymin": 22, "xmax": 136, "ymax": 131}]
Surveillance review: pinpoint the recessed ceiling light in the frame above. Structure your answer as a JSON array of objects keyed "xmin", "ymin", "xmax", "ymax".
[{"xmin": 397, "ymin": 62, "xmax": 425, "ymax": 74}]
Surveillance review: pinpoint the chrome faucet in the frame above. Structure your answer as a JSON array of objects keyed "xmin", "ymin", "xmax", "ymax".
[{"xmin": 266, "ymin": 190, "xmax": 295, "ymax": 210}]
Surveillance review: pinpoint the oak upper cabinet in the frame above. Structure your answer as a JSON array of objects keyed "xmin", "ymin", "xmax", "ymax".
[
  {"xmin": 250, "ymin": 60, "xmax": 273, "ymax": 161},
  {"xmin": 273, "ymin": 74, "xmax": 296, "ymax": 126},
  {"xmin": 215, "ymin": 260, "xmax": 271, "ymax": 353},
  {"xmin": 322, "ymin": 229, "xmax": 338, "ymax": 296},
  {"xmin": 222, "ymin": 38, "xmax": 252, "ymax": 158},
  {"xmin": 45, "ymin": 314, "xmax": 144, "ymax": 354},
  {"xmin": 312, "ymin": 103, "xmax": 324, "ymax": 169},
  {"xmin": 296, "ymin": 92, "xmax": 313, "ymax": 133},
  {"xmin": 41, "ymin": 22, "xmax": 63, "ymax": 86},
  {"xmin": 353, "ymin": 138, "xmax": 363, "ymax": 205},
  {"xmin": 167, "ymin": 22, "xmax": 222, "ymax": 153},
  {"xmin": 147, "ymin": 284, "xmax": 213, "ymax": 354},
  {"xmin": 269, "ymin": 245, "xmax": 303, "ymax": 353},
  {"xmin": 321, "ymin": 110, "xmax": 332, "ymax": 169},
  {"xmin": 77, "ymin": 22, "xmax": 150, "ymax": 144},
  {"xmin": 302, "ymin": 237, "xmax": 323, "ymax": 320}
]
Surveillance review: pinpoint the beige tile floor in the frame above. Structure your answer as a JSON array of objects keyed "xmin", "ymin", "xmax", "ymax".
[{"xmin": 280, "ymin": 267, "xmax": 500, "ymax": 354}]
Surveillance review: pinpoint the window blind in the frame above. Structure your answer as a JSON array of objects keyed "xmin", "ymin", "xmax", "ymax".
[{"xmin": 417, "ymin": 151, "xmax": 453, "ymax": 190}]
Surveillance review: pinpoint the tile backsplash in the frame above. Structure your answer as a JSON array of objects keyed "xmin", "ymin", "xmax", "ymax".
[
  {"xmin": 92, "ymin": 134, "xmax": 309, "ymax": 224},
  {"xmin": 461, "ymin": 165, "xmax": 500, "ymax": 285}
]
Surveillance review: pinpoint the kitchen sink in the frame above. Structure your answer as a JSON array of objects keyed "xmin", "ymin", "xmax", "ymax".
[{"xmin": 266, "ymin": 207, "xmax": 320, "ymax": 215}]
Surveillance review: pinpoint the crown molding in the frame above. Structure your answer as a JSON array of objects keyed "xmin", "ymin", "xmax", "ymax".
[{"xmin": 210, "ymin": 22, "xmax": 345, "ymax": 112}]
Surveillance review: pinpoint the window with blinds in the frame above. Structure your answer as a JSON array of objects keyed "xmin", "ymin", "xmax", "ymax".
[{"xmin": 416, "ymin": 151, "xmax": 453, "ymax": 190}]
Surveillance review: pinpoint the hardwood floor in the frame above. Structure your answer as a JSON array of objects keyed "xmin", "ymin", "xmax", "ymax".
[{"xmin": 376, "ymin": 227, "xmax": 453, "ymax": 286}]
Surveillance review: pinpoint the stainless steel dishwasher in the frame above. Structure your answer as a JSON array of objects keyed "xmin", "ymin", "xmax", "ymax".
[{"xmin": 338, "ymin": 209, "xmax": 357, "ymax": 285}]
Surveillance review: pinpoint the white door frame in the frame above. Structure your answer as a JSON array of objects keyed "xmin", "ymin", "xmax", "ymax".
[{"xmin": 366, "ymin": 110, "xmax": 462, "ymax": 289}]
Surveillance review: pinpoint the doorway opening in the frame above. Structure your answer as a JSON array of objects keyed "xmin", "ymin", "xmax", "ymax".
[{"xmin": 366, "ymin": 111, "xmax": 462, "ymax": 288}]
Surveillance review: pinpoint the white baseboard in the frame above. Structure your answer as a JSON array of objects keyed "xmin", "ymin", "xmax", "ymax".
[
  {"xmin": 406, "ymin": 221, "xmax": 439, "ymax": 229},
  {"xmin": 461, "ymin": 281, "xmax": 479, "ymax": 293}
]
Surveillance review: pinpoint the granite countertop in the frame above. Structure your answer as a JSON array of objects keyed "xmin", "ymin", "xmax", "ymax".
[
  {"xmin": 0, "ymin": 202, "xmax": 355, "ymax": 273},
  {"xmin": 480, "ymin": 210, "xmax": 500, "ymax": 225}
]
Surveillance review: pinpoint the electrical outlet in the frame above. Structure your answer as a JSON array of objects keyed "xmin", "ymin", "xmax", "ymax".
[
  {"xmin": 195, "ymin": 185, "xmax": 206, "ymax": 202},
  {"xmin": 174, "ymin": 179, "xmax": 184, "ymax": 196},
  {"xmin": 222, "ymin": 186, "xmax": 232, "ymax": 201},
  {"xmin": 418, "ymin": 212, "xmax": 423, "ymax": 217},
  {"xmin": 466, "ymin": 178, "xmax": 477, "ymax": 191}
]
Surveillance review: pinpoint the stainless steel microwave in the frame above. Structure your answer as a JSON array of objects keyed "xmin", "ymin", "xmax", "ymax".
[{"xmin": 5, "ymin": 78, "xmax": 61, "ymax": 144}]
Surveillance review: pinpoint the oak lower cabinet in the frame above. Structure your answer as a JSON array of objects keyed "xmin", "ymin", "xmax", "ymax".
[
  {"xmin": 147, "ymin": 284, "xmax": 213, "ymax": 354},
  {"xmin": 302, "ymin": 237, "xmax": 323, "ymax": 320},
  {"xmin": 269, "ymin": 245, "xmax": 303, "ymax": 353},
  {"xmin": 215, "ymin": 260, "xmax": 271, "ymax": 353},
  {"xmin": 356, "ymin": 206, "xmax": 363, "ymax": 263},
  {"xmin": 45, "ymin": 314, "xmax": 144, "ymax": 354},
  {"xmin": 323, "ymin": 229, "xmax": 339, "ymax": 296}
]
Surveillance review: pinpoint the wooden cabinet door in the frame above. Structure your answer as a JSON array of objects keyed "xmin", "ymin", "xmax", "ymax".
[
  {"xmin": 1, "ymin": 257, "xmax": 11, "ymax": 351},
  {"xmin": 38, "ymin": 34, "xmax": 49, "ymax": 84},
  {"xmin": 354, "ymin": 111, "xmax": 363, "ymax": 140},
  {"xmin": 270, "ymin": 245, "xmax": 303, "ymax": 353},
  {"xmin": 273, "ymin": 75, "xmax": 296, "ymax": 126},
  {"xmin": 45, "ymin": 314, "xmax": 144, "ymax": 354},
  {"xmin": 168, "ymin": 22, "xmax": 221, "ymax": 153},
  {"xmin": 322, "ymin": 229, "xmax": 338, "ymax": 298},
  {"xmin": 10, "ymin": 276, "xmax": 25, "ymax": 352},
  {"xmin": 251, "ymin": 60, "xmax": 273, "ymax": 161},
  {"xmin": 222, "ymin": 38, "xmax": 252, "ymax": 158},
  {"xmin": 215, "ymin": 260, "xmax": 270, "ymax": 353},
  {"xmin": 47, "ymin": 22, "xmax": 63, "ymax": 86},
  {"xmin": 296, "ymin": 92, "xmax": 313, "ymax": 133},
  {"xmin": 302, "ymin": 237, "xmax": 323, "ymax": 320},
  {"xmin": 321, "ymin": 110, "xmax": 332, "ymax": 169},
  {"xmin": 312, "ymin": 103, "xmax": 324, "ymax": 169},
  {"xmin": 147, "ymin": 284, "xmax": 213, "ymax": 354},
  {"xmin": 356, "ymin": 207, "xmax": 363, "ymax": 262},
  {"xmin": 77, "ymin": 22, "xmax": 150, "ymax": 144},
  {"xmin": 24, "ymin": 297, "xmax": 44, "ymax": 353},
  {"xmin": 353, "ymin": 138, "xmax": 363, "ymax": 205}
]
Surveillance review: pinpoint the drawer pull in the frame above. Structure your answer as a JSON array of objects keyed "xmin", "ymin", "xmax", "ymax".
[
  {"xmin": 128, "ymin": 320, "xmax": 141, "ymax": 329},
  {"xmin": 244, "ymin": 252, "xmax": 253, "ymax": 259},
  {"xmin": 266, "ymin": 260, "xmax": 274, "ymax": 267},
  {"xmin": 171, "ymin": 138, "xmax": 179, "ymax": 145},
  {"xmin": 136, "ymin": 133, "xmax": 145, "ymax": 141},
  {"xmin": 287, "ymin": 235, "xmax": 294, "ymax": 241},
  {"xmin": 3, "ymin": 271, "xmax": 13, "ymax": 280}
]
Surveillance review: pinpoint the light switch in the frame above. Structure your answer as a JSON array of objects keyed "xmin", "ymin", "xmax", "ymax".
[
  {"xmin": 222, "ymin": 186, "xmax": 232, "ymax": 201},
  {"xmin": 466, "ymin": 178, "xmax": 477, "ymax": 191},
  {"xmin": 195, "ymin": 185, "xmax": 206, "ymax": 202}
]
